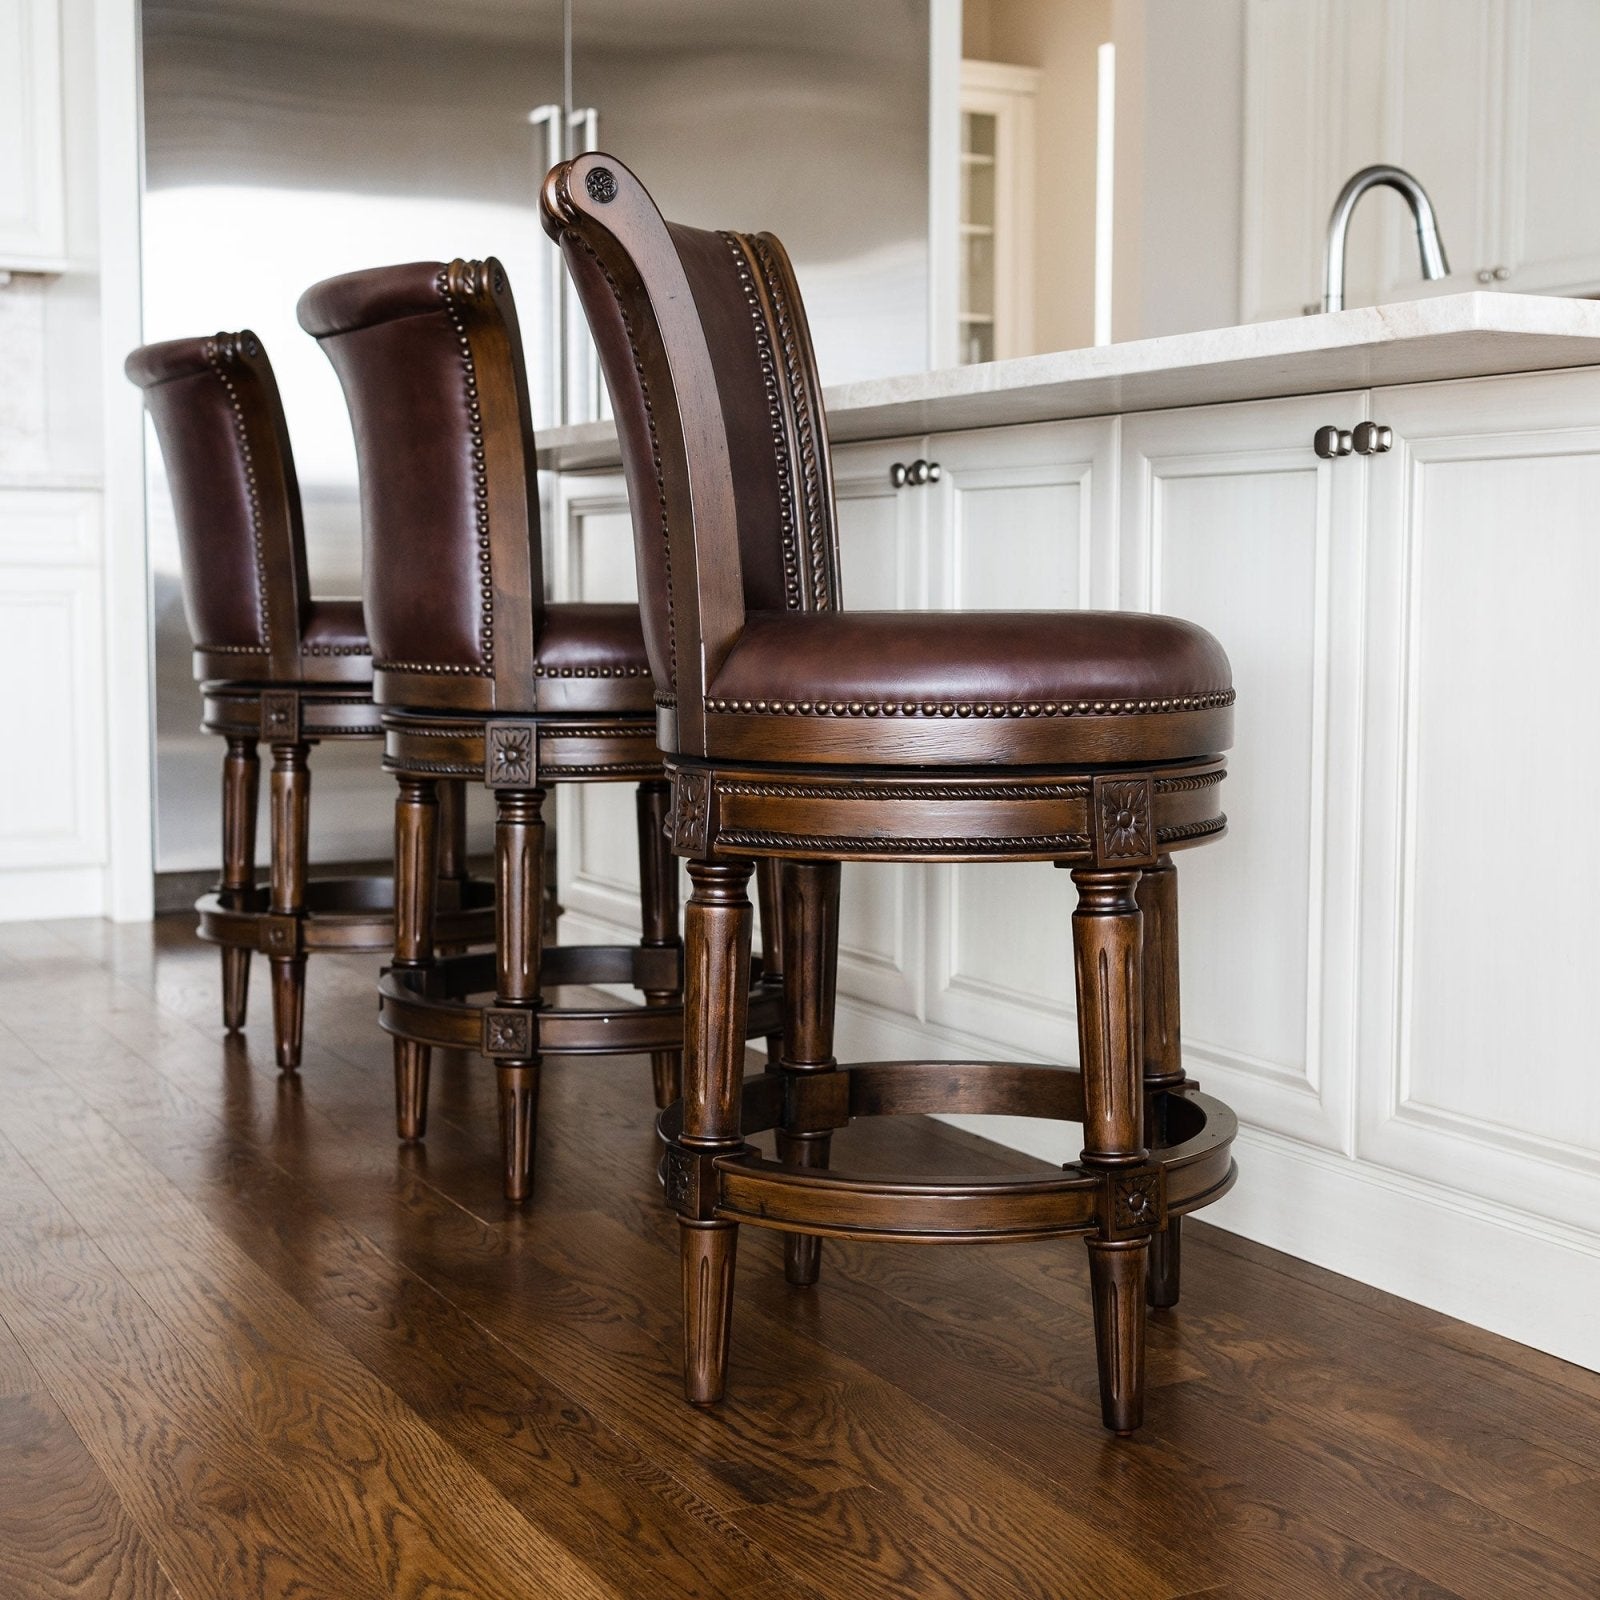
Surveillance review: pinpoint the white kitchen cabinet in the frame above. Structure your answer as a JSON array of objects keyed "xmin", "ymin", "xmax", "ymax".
[
  {"xmin": 1241, "ymin": 0, "xmax": 1600, "ymax": 319},
  {"xmin": 1119, "ymin": 393, "xmax": 1370, "ymax": 1153},
  {"xmin": 0, "ymin": 0, "xmax": 66, "ymax": 267},
  {"xmin": 1357, "ymin": 366, "xmax": 1600, "ymax": 1231}
]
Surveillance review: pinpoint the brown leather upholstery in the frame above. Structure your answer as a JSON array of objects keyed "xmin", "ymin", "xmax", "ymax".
[
  {"xmin": 543, "ymin": 154, "xmax": 1232, "ymax": 767},
  {"xmin": 299, "ymin": 598, "xmax": 373, "ymax": 681},
  {"xmin": 706, "ymin": 609, "xmax": 1232, "ymax": 765},
  {"xmin": 301, "ymin": 258, "xmax": 655, "ymax": 717},
  {"xmin": 126, "ymin": 331, "xmax": 371, "ymax": 688}
]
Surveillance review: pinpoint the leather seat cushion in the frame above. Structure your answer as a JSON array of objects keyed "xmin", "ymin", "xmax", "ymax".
[
  {"xmin": 298, "ymin": 598, "xmax": 373, "ymax": 683},
  {"xmin": 714, "ymin": 610, "xmax": 1230, "ymax": 706},
  {"xmin": 705, "ymin": 609, "xmax": 1233, "ymax": 765},
  {"xmin": 533, "ymin": 603, "xmax": 654, "ymax": 712}
]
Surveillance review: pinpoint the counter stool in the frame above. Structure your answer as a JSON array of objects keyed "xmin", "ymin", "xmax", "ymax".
[
  {"xmin": 126, "ymin": 333, "xmax": 494, "ymax": 1070},
  {"xmin": 544, "ymin": 154, "xmax": 1241, "ymax": 1434},
  {"xmin": 298, "ymin": 259, "xmax": 784, "ymax": 1201}
]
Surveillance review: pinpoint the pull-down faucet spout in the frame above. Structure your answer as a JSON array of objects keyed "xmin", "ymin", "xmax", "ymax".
[{"xmin": 1322, "ymin": 164, "xmax": 1450, "ymax": 313}]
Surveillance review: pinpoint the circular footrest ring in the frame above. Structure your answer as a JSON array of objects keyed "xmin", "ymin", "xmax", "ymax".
[
  {"xmin": 197, "ymin": 877, "xmax": 495, "ymax": 958},
  {"xmin": 657, "ymin": 1065, "xmax": 1236, "ymax": 1244},
  {"xmin": 379, "ymin": 947, "xmax": 782, "ymax": 1059}
]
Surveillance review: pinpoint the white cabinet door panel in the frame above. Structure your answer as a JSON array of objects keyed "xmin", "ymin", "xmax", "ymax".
[
  {"xmin": 1120, "ymin": 394, "xmax": 1368, "ymax": 1151},
  {"xmin": 550, "ymin": 472, "xmax": 646, "ymax": 936},
  {"xmin": 0, "ymin": 568, "xmax": 105, "ymax": 868},
  {"xmin": 923, "ymin": 420, "xmax": 1116, "ymax": 1055},
  {"xmin": 0, "ymin": 0, "xmax": 65, "ymax": 264},
  {"xmin": 1359, "ymin": 370, "xmax": 1600, "ymax": 1224},
  {"xmin": 831, "ymin": 439, "xmax": 927, "ymax": 1019}
]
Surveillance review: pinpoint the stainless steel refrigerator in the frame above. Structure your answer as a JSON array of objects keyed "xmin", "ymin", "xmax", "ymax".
[{"xmin": 140, "ymin": 0, "xmax": 933, "ymax": 878}]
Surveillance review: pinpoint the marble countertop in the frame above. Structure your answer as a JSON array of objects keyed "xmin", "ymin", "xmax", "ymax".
[{"xmin": 536, "ymin": 291, "xmax": 1600, "ymax": 471}]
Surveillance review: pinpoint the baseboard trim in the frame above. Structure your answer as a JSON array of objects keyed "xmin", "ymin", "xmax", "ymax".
[{"xmin": 0, "ymin": 865, "xmax": 107, "ymax": 922}]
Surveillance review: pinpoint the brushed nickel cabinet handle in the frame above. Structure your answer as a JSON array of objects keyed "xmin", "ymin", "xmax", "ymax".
[
  {"xmin": 890, "ymin": 462, "xmax": 910, "ymax": 488},
  {"xmin": 1352, "ymin": 421, "xmax": 1393, "ymax": 455},
  {"xmin": 1313, "ymin": 426, "xmax": 1354, "ymax": 459}
]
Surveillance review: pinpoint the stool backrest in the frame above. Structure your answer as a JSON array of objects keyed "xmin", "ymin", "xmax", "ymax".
[
  {"xmin": 297, "ymin": 259, "xmax": 542, "ymax": 714},
  {"xmin": 126, "ymin": 331, "xmax": 311, "ymax": 683},
  {"xmin": 542, "ymin": 153, "xmax": 840, "ymax": 754}
]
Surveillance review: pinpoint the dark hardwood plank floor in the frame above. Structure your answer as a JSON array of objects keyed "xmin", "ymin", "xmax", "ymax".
[{"xmin": 1, "ymin": 915, "xmax": 1597, "ymax": 1599}]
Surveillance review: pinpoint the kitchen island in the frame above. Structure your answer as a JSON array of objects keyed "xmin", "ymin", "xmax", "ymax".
[{"xmin": 539, "ymin": 293, "xmax": 1600, "ymax": 1372}]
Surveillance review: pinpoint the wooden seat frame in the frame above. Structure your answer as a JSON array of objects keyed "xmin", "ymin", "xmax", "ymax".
[{"xmin": 544, "ymin": 155, "xmax": 1239, "ymax": 1434}]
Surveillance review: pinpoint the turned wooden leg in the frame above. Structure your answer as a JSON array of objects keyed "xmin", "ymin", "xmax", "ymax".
[
  {"xmin": 494, "ymin": 786, "xmax": 545, "ymax": 1203},
  {"xmin": 1072, "ymin": 866, "xmax": 1148, "ymax": 1435},
  {"xmin": 393, "ymin": 776, "xmax": 439, "ymax": 1141},
  {"xmin": 1138, "ymin": 856, "xmax": 1186, "ymax": 1310},
  {"xmin": 268, "ymin": 741, "xmax": 310, "ymax": 1072},
  {"xmin": 635, "ymin": 780, "xmax": 683, "ymax": 1110},
  {"xmin": 677, "ymin": 858, "xmax": 754, "ymax": 1405},
  {"xmin": 774, "ymin": 860, "xmax": 840, "ymax": 1287},
  {"xmin": 218, "ymin": 734, "xmax": 259, "ymax": 1032}
]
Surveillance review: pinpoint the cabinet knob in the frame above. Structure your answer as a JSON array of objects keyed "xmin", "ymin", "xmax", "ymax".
[
  {"xmin": 1493, "ymin": 265, "xmax": 1510, "ymax": 281},
  {"xmin": 1313, "ymin": 425, "xmax": 1354, "ymax": 459},
  {"xmin": 907, "ymin": 458, "xmax": 941, "ymax": 486},
  {"xmin": 1476, "ymin": 268, "xmax": 1494, "ymax": 284},
  {"xmin": 1352, "ymin": 421, "xmax": 1393, "ymax": 455},
  {"xmin": 890, "ymin": 462, "xmax": 909, "ymax": 488}
]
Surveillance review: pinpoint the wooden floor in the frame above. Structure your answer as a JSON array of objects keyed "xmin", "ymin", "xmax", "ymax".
[{"xmin": 1, "ymin": 919, "xmax": 1598, "ymax": 1600}]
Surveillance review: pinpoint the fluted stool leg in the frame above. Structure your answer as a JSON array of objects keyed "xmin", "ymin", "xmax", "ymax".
[
  {"xmin": 636, "ymin": 780, "xmax": 683, "ymax": 1109},
  {"xmin": 393, "ymin": 776, "xmax": 439, "ymax": 1140},
  {"xmin": 495, "ymin": 787, "xmax": 545, "ymax": 1202},
  {"xmin": 219, "ymin": 734, "xmax": 259, "ymax": 1031},
  {"xmin": 1072, "ymin": 867, "xmax": 1148, "ymax": 1435},
  {"xmin": 267, "ymin": 741, "xmax": 310, "ymax": 1071},
  {"xmin": 676, "ymin": 858, "xmax": 754, "ymax": 1404},
  {"xmin": 774, "ymin": 860, "xmax": 840, "ymax": 1287},
  {"xmin": 1138, "ymin": 855, "xmax": 1186, "ymax": 1309}
]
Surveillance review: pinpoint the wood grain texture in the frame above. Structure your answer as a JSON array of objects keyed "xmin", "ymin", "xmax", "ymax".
[{"xmin": 2, "ymin": 916, "xmax": 1598, "ymax": 1599}]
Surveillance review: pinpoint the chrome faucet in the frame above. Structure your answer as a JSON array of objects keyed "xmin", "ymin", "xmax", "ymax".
[{"xmin": 1322, "ymin": 164, "xmax": 1450, "ymax": 312}]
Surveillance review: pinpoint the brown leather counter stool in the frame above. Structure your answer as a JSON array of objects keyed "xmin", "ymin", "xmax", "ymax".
[
  {"xmin": 126, "ymin": 332, "xmax": 493, "ymax": 1070},
  {"xmin": 297, "ymin": 259, "xmax": 784, "ymax": 1202},
  {"xmin": 544, "ymin": 154, "xmax": 1240, "ymax": 1435}
]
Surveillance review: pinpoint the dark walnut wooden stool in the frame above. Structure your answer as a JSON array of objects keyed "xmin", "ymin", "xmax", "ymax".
[
  {"xmin": 126, "ymin": 332, "xmax": 493, "ymax": 1070},
  {"xmin": 545, "ymin": 154, "xmax": 1240, "ymax": 1434},
  {"xmin": 298, "ymin": 258, "xmax": 784, "ymax": 1202}
]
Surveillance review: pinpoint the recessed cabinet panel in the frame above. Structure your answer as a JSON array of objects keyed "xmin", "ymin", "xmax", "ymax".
[
  {"xmin": 0, "ymin": 572, "xmax": 105, "ymax": 867},
  {"xmin": 1360, "ymin": 370, "xmax": 1600, "ymax": 1226},
  {"xmin": 551, "ymin": 473, "xmax": 647, "ymax": 935},
  {"xmin": 926, "ymin": 421, "xmax": 1114, "ymax": 1055},
  {"xmin": 1121, "ymin": 396, "xmax": 1367, "ymax": 1151},
  {"xmin": 830, "ymin": 439, "xmax": 926, "ymax": 1018},
  {"xmin": 0, "ymin": 0, "xmax": 65, "ymax": 265}
]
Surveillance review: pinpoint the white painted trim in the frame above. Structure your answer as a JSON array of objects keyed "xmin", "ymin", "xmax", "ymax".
[
  {"xmin": 0, "ymin": 864, "xmax": 107, "ymax": 922},
  {"xmin": 926, "ymin": 0, "xmax": 962, "ymax": 372},
  {"xmin": 96, "ymin": 0, "xmax": 153, "ymax": 921}
]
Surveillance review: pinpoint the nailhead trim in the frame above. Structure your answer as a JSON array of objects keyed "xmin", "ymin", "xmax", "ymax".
[
  {"xmin": 746, "ymin": 231, "xmax": 833, "ymax": 610},
  {"xmin": 302, "ymin": 643, "xmax": 372, "ymax": 657},
  {"xmin": 204, "ymin": 335, "xmax": 272, "ymax": 651},
  {"xmin": 197, "ymin": 642, "xmax": 270, "ymax": 655},
  {"xmin": 718, "ymin": 780, "xmax": 1091, "ymax": 800},
  {"xmin": 723, "ymin": 232, "xmax": 804, "ymax": 612},
  {"xmin": 718, "ymin": 829, "xmax": 1093, "ymax": 855},
  {"xmin": 436, "ymin": 264, "xmax": 496, "ymax": 679},
  {"xmin": 705, "ymin": 690, "xmax": 1235, "ymax": 719},
  {"xmin": 376, "ymin": 660, "xmax": 491, "ymax": 676},
  {"xmin": 531, "ymin": 663, "xmax": 649, "ymax": 679},
  {"xmin": 571, "ymin": 236, "xmax": 676, "ymax": 691}
]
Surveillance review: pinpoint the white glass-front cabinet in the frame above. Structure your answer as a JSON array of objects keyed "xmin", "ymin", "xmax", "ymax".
[
  {"xmin": 0, "ymin": 0, "xmax": 66, "ymax": 268},
  {"xmin": 1241, "ymin": 0, "xmax": 1600, "ymax": 319},
  {"xmin": 958, "ymin": 60, "xmax": 1039, "ymax": 364}
]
